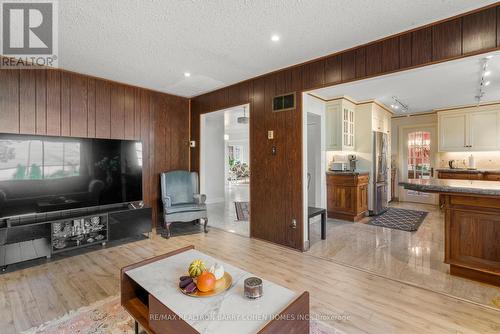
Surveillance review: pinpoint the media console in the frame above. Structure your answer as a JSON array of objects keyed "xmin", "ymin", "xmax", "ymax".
[{"xmin": 0, "ymin": 203, "xmax": 152, "ymax": 270}]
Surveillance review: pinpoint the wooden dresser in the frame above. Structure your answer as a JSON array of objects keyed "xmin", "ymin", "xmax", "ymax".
[{"xmin": 326, "ymin": 172, "xmax": 369, "ymax": 221}]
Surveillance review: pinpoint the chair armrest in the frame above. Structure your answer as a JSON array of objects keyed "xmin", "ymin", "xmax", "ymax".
[
  {"xmin": 162, "ymin": 195, "xmax": 172, "ymax": 207},
  {"xmin": 193, "ymin": 194, "xmax": 206, "ymax": 205}
]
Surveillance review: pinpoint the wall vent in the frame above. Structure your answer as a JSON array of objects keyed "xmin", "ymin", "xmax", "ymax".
[{"xmin": 272, "ymin": 92, "xmax": 296, "ymax": 112}]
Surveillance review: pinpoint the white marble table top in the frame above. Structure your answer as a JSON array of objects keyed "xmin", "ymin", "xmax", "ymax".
[{"xmin": 125, "ymin": 249, "xmax": 297, "ymax": 334}]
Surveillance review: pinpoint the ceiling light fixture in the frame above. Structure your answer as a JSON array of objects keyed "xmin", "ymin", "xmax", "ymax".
[
  {"xmin": 184, "ymin": 72, "xmax": 191, "ymax": 77},
  {"xmin": 486, "ymin": 55, "xmax": 494, "ymax": 59},
  {"xmin": 237, "ymin": 106, "xmax": 249, "ymax": 124},
  {"xmin": 391, "ymin": 96, "xmax": 409, "ymax": 113},
  {"xmin": 476, "ymin": 57, "xmax": 493, "ymax": 104},
  {"xmin": 271, "ymin": 34, "xmax": 280, "ymax": 42}
]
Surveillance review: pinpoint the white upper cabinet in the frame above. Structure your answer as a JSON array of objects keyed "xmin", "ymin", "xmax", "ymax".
[
  {"xmin": 469, "ymin": 111, "xmax": 499, "ymax": 151},
  {"xmin": 372, "ymin": 104, "xmax": 391, "ymax": 134},
  {"xmin": 439, "ymin": 113, "xmax": 467, "ymax": 151},
  {"xmin": 438, "ymin": 107, "xmax": 500, "ymax": 152},
  {"xmin": 326, "ymin": 99, "xmax": 355, "ymax": 151}
]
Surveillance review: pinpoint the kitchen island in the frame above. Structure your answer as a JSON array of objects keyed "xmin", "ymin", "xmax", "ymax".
[{"xmin": 400, "ymin": 179, "xmax": 500, "ymax": 286}]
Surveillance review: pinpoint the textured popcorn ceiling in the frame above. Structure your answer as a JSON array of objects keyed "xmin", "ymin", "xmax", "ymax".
[{"xmin": 59, "ymin": 0, "xmax": 497, "ymax": 97}]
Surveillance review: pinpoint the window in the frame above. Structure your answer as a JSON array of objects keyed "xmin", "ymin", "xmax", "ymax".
[
  {"xmin": 407, "ymin": 131, "xmax": 431, "ymax": 196},
  {"xmin": 135, "ymin": 142, "xmax": 143, "ymax": 167},
  {"xmin": 0, "ymin": 140, "xmax": 80, "ymax": 181}
]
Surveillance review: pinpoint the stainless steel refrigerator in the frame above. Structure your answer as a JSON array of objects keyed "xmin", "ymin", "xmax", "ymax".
[{"xmin": 372, "ymin": 131, "xmax": 388, "ymax": 215}]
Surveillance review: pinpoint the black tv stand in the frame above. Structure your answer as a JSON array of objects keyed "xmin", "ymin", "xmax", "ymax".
[{"xmin": 0, "ymin": 204, "xmax": 152, "ymax": 270}]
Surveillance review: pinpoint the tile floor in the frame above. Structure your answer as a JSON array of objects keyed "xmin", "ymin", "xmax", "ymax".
[
  {"xmin": 308, "ymin": 201, "xmax": 500, "ymax": 309},
  {"xmin": 206, "ymin": 183, "xmax": 249, "ymax": 237}
]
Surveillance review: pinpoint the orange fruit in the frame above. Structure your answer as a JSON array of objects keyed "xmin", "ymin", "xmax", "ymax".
[{"xmin": 196, "ymin": 271, "xmax": 216, "ymax": 292}]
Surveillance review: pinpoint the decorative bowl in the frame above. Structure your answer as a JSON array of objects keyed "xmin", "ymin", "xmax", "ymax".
[{"xmin": 179, "ymin": 272, "xmax": 232, "ymax": 298}]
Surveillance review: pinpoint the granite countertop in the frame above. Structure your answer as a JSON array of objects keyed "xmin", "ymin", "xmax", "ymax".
[
  {"xmin": 399, "ymin": 179, "xmax": 500, "ymax": 196},
  {"xmin": 126, "ymin": 249, "xmax": 297, "ymax": 334},
  {"xmin": 436, "ymin": 168, "xmax": 500, "ymax": 174},
  {"xmin": 327, "ymin": 170, "xmax": 369, "ymax": 176}
]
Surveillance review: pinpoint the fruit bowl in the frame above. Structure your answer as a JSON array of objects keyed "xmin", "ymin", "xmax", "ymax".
[{"xmin": 179, "ymin": 272, "xmax": 233, "ymax": 298}]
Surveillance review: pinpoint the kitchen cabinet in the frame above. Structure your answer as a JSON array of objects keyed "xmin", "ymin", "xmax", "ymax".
[
  {"xmin": 438, "ymin": 108, "xmax": 500, "ymax": 152},
  {"xmin": 469, "ymin": 111, "xmax": 499, "ymax": 151},
  {"xmin": 326, "ymin": 99, "xmax": 355, "ymax": 151},
  {"xmin": 326, "ymin": 172, "xmax": 369, "ymax": 221},
  {"xmin": 372, "ymin": 104, "xmax": 391, "ymax": 134}
]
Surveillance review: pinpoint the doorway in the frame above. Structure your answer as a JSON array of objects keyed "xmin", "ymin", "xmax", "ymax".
[
  {"xmin": 200, "ymin": 104, "xmax": 250, "ymax": 236},
  {"xmin": 400, "ymin": 126, "xmax": 437, "ymax": 204}
]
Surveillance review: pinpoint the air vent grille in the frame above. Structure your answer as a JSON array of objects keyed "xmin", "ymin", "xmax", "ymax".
[{"xmin": 272, "ymin": 92, "xmax": 296, "ymax": 112}]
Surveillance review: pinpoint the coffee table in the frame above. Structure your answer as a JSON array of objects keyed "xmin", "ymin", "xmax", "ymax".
[{"xmin": 121, "ymin": 245, "xmax": 309, "ymax": 333}]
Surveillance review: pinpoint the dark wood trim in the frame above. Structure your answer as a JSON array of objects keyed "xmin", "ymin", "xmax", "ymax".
[{"xmin": 450, "ymin": 265, "xmax": 500, "ymax": 287}]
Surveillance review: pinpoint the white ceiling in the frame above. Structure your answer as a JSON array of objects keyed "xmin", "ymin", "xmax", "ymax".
[
  {"xmin": 58, "ymin": 0, "xmax": 497, "ymax": 97},
  {"xmin": 310, "ymin": 50, "xmax": 500, "ymax": 114}
]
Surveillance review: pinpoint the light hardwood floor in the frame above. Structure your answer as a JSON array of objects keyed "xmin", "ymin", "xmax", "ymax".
[{"xmin": 1, "ymin": 228, "xmax": 500, "ymax": 333}]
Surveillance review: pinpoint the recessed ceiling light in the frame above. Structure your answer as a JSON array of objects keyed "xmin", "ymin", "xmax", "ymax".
[
  {"xmin": 485, "ymin": 81, "xmax": 491, "ymax": 86},
  {"xmin": 394, "ymin": 105, "xmax": 399, "ymax": 109},
  {"xmin": 486, "ymin": 55, "xmax": 494, "ymax": 59},
  {"xmin": 271, "ymin": 34, "xmax": 280, "ymax": 42},
  {"xmin": 485, "ymin": 71, "xmax": 492, "ymax": 76},
  {"xmin": 184, "ymin": 72, "xmax": 191, "ymax": 77}
]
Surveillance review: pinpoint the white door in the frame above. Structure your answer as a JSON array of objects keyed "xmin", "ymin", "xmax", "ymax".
[
  {"xmin": 402, "ymin": 127, "xmax": 437, "ymax": 205},
  {"xmin": 469, "ymin": 111, "xmax": 499, "ymax": 151},
  {"xmin": 439, "ymin": 113, "xmax": 467, "ymax": 151}
]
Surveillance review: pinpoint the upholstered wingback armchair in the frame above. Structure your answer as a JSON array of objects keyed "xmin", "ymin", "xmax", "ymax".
[{"xmin": 160, "ymin": 170, "xmax": 208, "ymax": 238}]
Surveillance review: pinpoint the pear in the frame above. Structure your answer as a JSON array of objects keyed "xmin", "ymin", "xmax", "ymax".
[{"xmin": 209, "ymin": 263, "xmax": 224, "ymax": 280}]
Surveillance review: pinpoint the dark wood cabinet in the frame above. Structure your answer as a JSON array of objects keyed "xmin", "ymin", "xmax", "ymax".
[
  {"xmin": 443, "ymin": 195, "xmax": 500, "ymax": 286},
  {"xmin": 437, "ymin": 171, "xmax": 483, "ymax": 180},
  {"xmin": 327, "ymin": 172, "xmax": 369, "ymax": 221},
  {"xmin": 438, "ymin": 171, "xmax": 500, "ymax": 207}
]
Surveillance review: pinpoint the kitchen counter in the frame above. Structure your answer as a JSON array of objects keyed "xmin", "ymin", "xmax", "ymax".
[
  {"xmin": 327, "ymin": 170, "xmax": 369, "ymax": 176},
  {"xmin": 436, "ymin": 168, "xmax": 500, "ymax": 174},
  {"xmin": 399, "ymin": 178, "xmax": 500, "ymax": 196},
  {"xmin": 400, "ymin": 178, "xmax": 500, "ymax": 286}
]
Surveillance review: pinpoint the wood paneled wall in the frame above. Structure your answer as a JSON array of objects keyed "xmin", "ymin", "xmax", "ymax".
[
  {"xmin": 0, "ymin": 68, "xmax": 189, "ymax": 226},
  {"xmin": 190, "ymin": 3, "xmax": 500, "ymax": 251}
]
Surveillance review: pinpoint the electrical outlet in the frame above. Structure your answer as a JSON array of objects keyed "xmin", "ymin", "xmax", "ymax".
[
  {"xmin": 268, "ymin": 130, "xmax": 274, "ymax": 140},
  {"xmin": 190, "ymin": 141, "xmax": 196, "ymax": 148}
]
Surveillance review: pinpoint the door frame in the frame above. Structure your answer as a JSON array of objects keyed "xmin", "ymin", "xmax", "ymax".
[
  {"xmin": 199, "ymin": 104, "xmax": 251, "ymax": 233},
  {"xmin": 398, "ymin": 123, "xmax": 439, "ymax": 205}
]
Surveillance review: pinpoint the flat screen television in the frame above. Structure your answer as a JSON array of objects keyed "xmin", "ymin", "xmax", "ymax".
[{"xmin": 0, "ymin": 133, "xmax": 143, "ymax": 220}]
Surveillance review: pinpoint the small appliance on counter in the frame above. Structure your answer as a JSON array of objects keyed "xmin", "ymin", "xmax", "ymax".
[
  {"xmin": 348, "ymin": 154, "xmax": 357, "ymax": 172},
  {"xmin": 329, "ymin": 154, "xmax": 348, "ymax": 171}
]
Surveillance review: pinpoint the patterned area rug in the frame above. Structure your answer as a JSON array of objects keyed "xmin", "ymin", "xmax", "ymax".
[
  {"xmin": 368, "ymin": 207, "xmax": 428, "ymax": 232},
  {"xmin": 235, "ymin": 201, "xmax": 250, "ymax": 221},
  {"xmin": 21, "ymin": 296, "xmax": 342, "ymax": 334}
]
